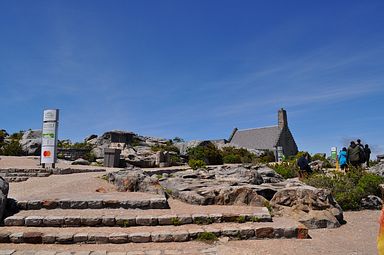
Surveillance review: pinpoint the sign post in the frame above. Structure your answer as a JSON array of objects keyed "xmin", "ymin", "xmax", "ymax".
[
  {"xmin": 276, "ymin": 146, "xmax": 284, "ymax": 162},
  {"xmin": 41, "ymin": 109, "xmax": 59, "ymax": 168},
  {"xmin": 331, "ymin": 147, "xmax": 338, "ymax": 170}
]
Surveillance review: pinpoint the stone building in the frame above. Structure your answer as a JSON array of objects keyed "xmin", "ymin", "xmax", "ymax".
[{"xmin": 228, "ymin": 108, "xmax": 298, "ymax": 157}]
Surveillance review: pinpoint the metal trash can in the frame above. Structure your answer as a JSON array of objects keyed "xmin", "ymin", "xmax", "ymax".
[{"xmin": 104, "ymin": 148, "xmax": 121, "ymax": 168}]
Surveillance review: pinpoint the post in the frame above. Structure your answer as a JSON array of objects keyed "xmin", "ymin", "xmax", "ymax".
[
  {"xmin": 331, "ymin": 147, "xmax": 338, "ymax": 170},
  {"xmin": 41, "ymin": 109, "xmax": 59, "ymax": 168}
]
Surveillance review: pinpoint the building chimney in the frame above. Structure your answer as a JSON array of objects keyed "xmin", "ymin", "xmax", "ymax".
[{"xmin": 278, "ymin": 108, "xmax": 287, "ymax": 129}]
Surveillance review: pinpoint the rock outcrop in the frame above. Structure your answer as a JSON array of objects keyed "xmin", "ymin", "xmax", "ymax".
[
  {"xmin": 361, "ymin": 195, "xmax": 383, "ymax": 210},
  {"xmin": 19, "ymin": 130, "xmax": 42, "ymax": 156},
  {"xmin": 0, "ymin": 177, "xmax": 9, "ymax": 220},
  {"xmin": 270, "ymin": 186, "xmax": 344, "ymax": 229},
  {"xmin": 106, "ymin": 166, "xmax": 165, "ymax": 196},
  {"xmin": 368, "ymin": 162, "xmax": 384, "ymax": 176}
]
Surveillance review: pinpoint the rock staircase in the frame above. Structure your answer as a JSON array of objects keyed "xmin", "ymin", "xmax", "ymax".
[{"xmin": 0, "ymin": 166, "xmax": 310, "ymax": 254}]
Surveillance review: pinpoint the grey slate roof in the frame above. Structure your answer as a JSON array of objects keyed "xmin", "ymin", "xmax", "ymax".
[{"xmin": 229, "ymin": 126, "xmax": 281, "ymax": 150}]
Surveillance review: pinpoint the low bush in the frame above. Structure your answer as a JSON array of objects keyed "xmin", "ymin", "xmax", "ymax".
[
  {"xmin": 150, "ymin": 141, "xmax": 180, "ymax": 154},
  {"xmin": 221, "ymin": 146, "xmax": 256, "ymax": 164},
  {"xmin": 187, "ymin": 144, "xmax": 223, "ymax": 165},
  {"xmin": 188, "ymin": 159, "xmax": 206, "ymax": 170},
  {"xmin": 269, "ymin": 162, "xmax": 299, "ymax": 179},
  {"xmin": 0, "ymin": 140, "xmax": 24, "ymax": 156},
  {"xmin": 197, "ymin": 232, "xmax": 218, "ymax": 242},
  {"xmin": 303, "ymin": 168, "xmax": 384, "ymax": 210}
]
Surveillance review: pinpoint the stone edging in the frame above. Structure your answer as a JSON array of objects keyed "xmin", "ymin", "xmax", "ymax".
[
  {"xmin": 15, "ymin": 198, "xmax": 169, "ymax": 210},
  {"xmin": 0, "ymin": 168, "xmax": 106, "ymax": 182},
  {"xmin": 4, "ymin": 211, "xmax": 272, "ymax": 227},
  {"xmin": 0, "ymin": 225, "xmax": 309, "ymax": 244}
]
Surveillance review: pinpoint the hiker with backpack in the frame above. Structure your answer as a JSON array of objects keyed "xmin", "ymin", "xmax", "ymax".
[{"xmin": 347, "ymin": 141, "xmax": 364, "ymax": 168}]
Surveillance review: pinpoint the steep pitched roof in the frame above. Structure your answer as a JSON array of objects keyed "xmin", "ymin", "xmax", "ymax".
[{"xmin": 229, "ymin": 126, "xmax": 281, "ymax": 150}]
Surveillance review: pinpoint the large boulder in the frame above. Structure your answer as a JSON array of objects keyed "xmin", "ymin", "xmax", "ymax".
[
  {"xmin": 368, "ymin": 162, "xmax": 384, "ymax": 176},
  {"xmin": 19, "ymin": 130, "xmax": 42, "ymax": 155},
  {"xmin": 270, "ymin": 186, "xmax": 344, "ymax": 229},
  {"xmin": 361, "ymin": 195, "xmax": 383, "ymax": 210},
  {"xmin": 0, "ymin": 177, "xmax": 9, "ymax": 221},
  {"xmin": 107, "ymin": 167, "xmax": 164, "ymax": 195}
]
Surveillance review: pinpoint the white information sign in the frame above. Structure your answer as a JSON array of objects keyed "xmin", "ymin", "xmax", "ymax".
[
  {"xmin": 41, "ymin": 109, "xmax": 59, "ymax": 165},
  {"xmin": 43, "ymin": 109, "xmax": 59, "ymax": 122}
]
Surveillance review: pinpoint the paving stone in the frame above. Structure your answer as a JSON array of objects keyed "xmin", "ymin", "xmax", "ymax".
[
  {"xmin": 103, "ymin": 200, "xmax": 120, "ymax": 208},
  {"xmin": 41, "ymin": 200, "xmax": 58, "ymax": 209},
  {"xmin": 94, "ymin": 233, "xmax": 109, "ymax": 244},
  {"xmin": 255, "ymin": 227, "xmax": 274, "ymax": 239},
  {"xmin": 64, "ymin": 216, "xmax": 82, "ymax": 226},
  {"xmin": 81, "ymin": 217, "xmax": 101, "ymax": 226},
  {"xmin": 17, "ymin": 201, "xmax": 28, "ymax": 210},
  {"xmin": 192, "ymin": 214, "xmax": 210, "ymax": 225},
  {"xmin": 208, "ymin": 213, "xmax": 222, "ymax": 223},
  {"xmin": 43, "ymin": 216, "xmax": 64, "ymax": 226},
  {"xmin": 88, "ymin": 200, "xmax": 103, "ymax": 209},
  {"xmin": 151, "ymin": 231, "xmax": 173, "ymax": 242},
  {"xmin": 9, "ymin": 232, "xmax": 24, "ymax": 243},
  {"xmin": 144, "ymin": 251, "xmax": 161, "ymax": 255},
  {"xmin": 28, "ymin": 200, "xmax": 42, "ymax": 210},
  {"xmin": 108, "ymin": 232, "xmax": 128, "ymax": 244},
  {"xmin": 56, "ymin": 233, "xmax": 73, "ymax": 244},
  {"xmin": 101, "ymin": 216, "xmax": 115, "ymax": 226},
  {"xmin": 70, "ymin": 200, "xmax": 88, "ymax": 209},
  {"xmin": 4, "ymin": 216, "xmax": 25, "ymax": 226},
  {"xmin": 163, "ymin": 250, "xmax": 182, "ymax": 255},
  {"xmin": 177, "ymin": 214, "xmax": 192, "ymax": 224},
  {"xmin": 274, "ymin": 228, "xmax": 285, "ymax": 238},
  {"xmin": 136, "ymin": 215, "xmax": 157, "ymax": 226},
  {"xmin": 129, "ymin": 232, "xmax": 151, "ymax": 243},
  {"xmin": 25, "ymin": 216, "xmax": 44, "ymax": 226},
  {"xmin": 157, "ymin": 215, "xmax": 176, "ymax": 225},
  {"xmin": 172, "ymin": 231, "xmax": 189, "ymax": 242},
  {"xmin": 221, "ymin": 227, "xmax": 239, "ymax": 237},
  {"xmin": 0, "ymin": 232, "xmax": 10, "ymax": 243},
  {"xmin": 59, "ymin": 199, "xmax": 71, "ymax": 209},
  {"xmin": 35, "ymin": 251, "xmax": 57, "ymax": 255},
  {"xmin": 128, "ymin": 200, "xmax": 150, "ymax": 209},
  {"xmin": 284, "ymin": 227, "xmax": 297, "ymax": 238},
  {"xmin": 73, "ymin": 233, "xmax": 88, "ymax": 243},
  {"xmin": 239, "ymin": 227, "xmax": 255, "ymax": 239},
  {"xmin": 222, "ymin": 213, "xmax": 238, "ymax": 222},
  {"xmin": 55, "ymin": 252, "xmax": 72, "ymax": 255},
  {"xmin": 0, "ymin": 250, "xmax": 16, "ymax": 255},
  {"xmin": 126, "ymin": 252, "xmax": 145, "ymax": 255},
  {"xmin": 12, "ymin": 251, "xmax": 37, "ymax": 255},
  {"xmin": 73, "ymin": 252, "xmax": 91, "ymax": 255},
  {"xmin": 23, "ymin": 232, "xmax": 42, "ymax": 243},
  {"xmin": 42, "ymin": 233, "xmax": 56, "ymax": 244},
  {"xmin": 115, "ymin": 216, "xmax": 136, "ymax": 227},
  {"xmin": 87, "ymin": 233, "xmax": 96, "ymax": 244},
  {"xmin": 188, "ymin": 229, "xmax": 204, "ymax": 239},
  {"xmin": 107, "ymin": 253, "xmax": 126, "ymax": 255},
  {"xmin": 149, "ymin": 198, "xmax": 167, "ymax": 209},
  {"xmin": 89, "ymin": 251, "xmax": 107, "ymax": 255}
]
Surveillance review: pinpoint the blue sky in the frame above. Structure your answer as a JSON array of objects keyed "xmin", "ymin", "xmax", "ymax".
[{"xmin": 1, "ymin": 0, "xmax": 384, "ymax": 157}]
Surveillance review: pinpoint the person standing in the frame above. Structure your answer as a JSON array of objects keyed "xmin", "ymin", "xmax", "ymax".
[
  {"xmin": 338, "ymin": 147, "xmax": 348, "ymax": 171},
  {"xmin": 364, "ymin": 144, "xmax": 372, "ymax": 167},
  {"xmin": 297, "ymin": 152, "xmax": 312, "ymax": 178},
  {"xmin": 357, "ymin": 139, "xmax": 366, "ymax": 164},
  {"xmin": 347, "ymin": 141, "xmax": 363, "ymax": 168}
]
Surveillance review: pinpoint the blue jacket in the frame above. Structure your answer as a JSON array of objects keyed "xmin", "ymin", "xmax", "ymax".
[{"xmin": 338, "ymin": 150, "xmax": 347, "ymax": 165}]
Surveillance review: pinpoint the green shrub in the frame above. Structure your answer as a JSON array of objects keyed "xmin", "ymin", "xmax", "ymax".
[
  {"xmin": 223, "ymin": 154, "xmax": 242, "ymax": 164},
  {"xmin": 1, "ymin": 140, "xmax": 24, "ymax": 156},
  {"xmin": 171, "ymin": 217, "xmax": 182, "ymax": 226},
  {"xmin": 236, "ymin": 215, "xmax": 246, "ymax": 223},
  {"xmin": 221, "ymin": 146, "xmax": 256, "ymax": 163},
  {"xmin": 187, "ymin": 144, "xmax": 223, "ymax": 165},
  {"xmin": 269, "ymin": 162, "xmax": 299, "ymax": 179},
  {"xmin": 188, "ymin": 159, "xmax": 206, "ymax": 170},
  {"xmin": 303, "ymin": 168, "xmax": 384, "ymax": 210},
  {"xmin": 150, "ymin": 141, "xmax": 180, "ymax": 153},
  {"xmin": 257, "ymin": 150, "xmax": 276, "ymax": 163}
]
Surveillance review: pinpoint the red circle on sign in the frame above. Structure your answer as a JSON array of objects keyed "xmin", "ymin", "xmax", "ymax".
[{"xmin": 43, "ymin": 151, "xmax": 51, "ymax": 157}]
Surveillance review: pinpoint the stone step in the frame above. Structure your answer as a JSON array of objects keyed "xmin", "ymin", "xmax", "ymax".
[
  {"xmin": 15, "ymin": 197, "xmax": 169, "ymax": 211},
  {"xmin": 0, "ymin": 220, "xmax": 309, "ymax": 244},
  {"xmin": 0, "ymin": 168, "xmax": 106, "ymax": 182},
  {"xmin": 4, "ymin": 209, "xmax": 271, "ymax": 227}
]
